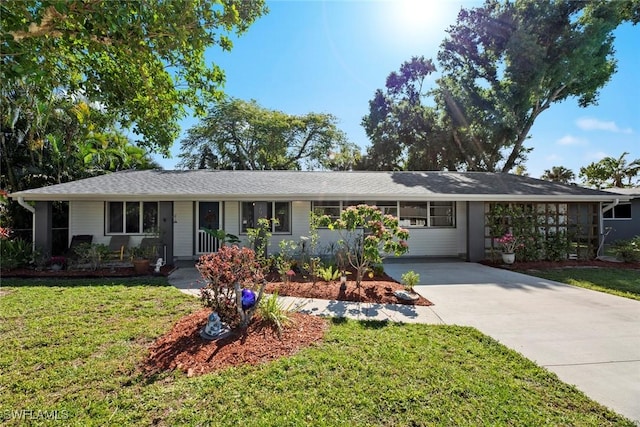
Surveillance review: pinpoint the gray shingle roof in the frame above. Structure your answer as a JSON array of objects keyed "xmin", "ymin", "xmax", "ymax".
[
  {"xmin": 601, "ymin": 187, "xmax": 640, "ymax": 198},
  {"xmin": 9, "ymin": 170, "xmax": 623, "ymax": 202}
]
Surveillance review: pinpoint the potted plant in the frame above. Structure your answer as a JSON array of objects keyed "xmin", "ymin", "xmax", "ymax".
[
  {"xmin": 495, "ymin": 233, "xmax": 520, "ymax": 264},
  {"xmin": 128, "ymin": 246, "xmax": 151, "ymax": 274}
]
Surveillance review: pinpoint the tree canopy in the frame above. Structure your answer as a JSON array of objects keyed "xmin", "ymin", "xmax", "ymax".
[
  {"xmin": 1, "ymin": 0, "xmax": 267, "ymax": 155},
  {"xmin": 178, "ymin": 98, "xmax": 357, "ymax": 171},
  {"xmin": 1, "ymin": 81, "xmax": 159, "ymax": 195},
  {"xmin": 361, "ymin": 0, "xmax": 639, "ymax": 172},
  {"xmin": 541, "ymin": 166, "xmax": 576, "ymax": 184},
  {"xmin": 0, "ymin": 80, "xmax": 160, "ymax": 233},
  {"xmin": 579, "ymin": 152, "xmax": 640, "ymax": 188}
]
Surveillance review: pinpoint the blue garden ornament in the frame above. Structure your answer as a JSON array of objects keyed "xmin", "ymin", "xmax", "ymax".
[{"xmin": 241, "ymin": 288, "xmax": 256, "ymax": 310}]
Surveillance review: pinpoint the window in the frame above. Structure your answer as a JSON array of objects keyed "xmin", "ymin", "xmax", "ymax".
[
  {"xmin": 241, "ymin": 202, "xmax": 290, "ymax": 233},
  {"xmin": 106, "ymin": 202, "xmax": 158, "ymax": 234},
  {"xmin": 274, "ymin": 202, "xmax": 290, "ymax": 232},
  {"xmin": 313, "ymin": 201, "xmax": 454, "ymax": 228},
  {"xmin": 399, "ymin": 201, "xmax": 455, "ymax": 227},
  {"xmin": 373, "ymin": 201, "xmax": 398, "ymax": 217},
  {"xmin": 312, "ymin": 201, "xmax": 341, "ymax": 220},
  {"xmin": 603, "ymin": 202, "xmax": 631, "ymax": 219},
  {"xmin": 430, "ymin": 201, "xmax": 455, "ymax": 227},
  {"xmin": 399, "ymin": 202, "xmax": 428, "ymax": 226}
]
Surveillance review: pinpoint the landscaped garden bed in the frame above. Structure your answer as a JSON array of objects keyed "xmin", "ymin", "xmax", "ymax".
[
  {"xmin": 143, "ymin": 308, "xmax": 328, "ymax": 377},
  {"xmin": 263, "ymin": 270, "xmax": 432, "ymax": 306}
]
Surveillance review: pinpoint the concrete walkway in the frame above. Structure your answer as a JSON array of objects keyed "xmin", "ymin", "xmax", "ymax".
[{"xmin": 168, "ymin": 260, "xmax": 640, "ymax": 423}]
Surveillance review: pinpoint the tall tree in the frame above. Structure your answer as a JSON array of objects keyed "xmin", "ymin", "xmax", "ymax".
[
  {"xmin": 579, "ymin": 152, "xmax": 640, "ymax": 188},
  {"xmin": 178, "ymin": 99, "xmax": 354, "ymax": 171},
  {"xmin": 1, "ymin": 82, "xmax": 158, "ymax": 233},
  {"xmin": 362, "ymin": 0, "xmax": 639, "ymax": 172},
  {"xmin": 541, "ymin": 166, "xmax": 576, "ymax": 184},
  {"xmin": 360, "ymin": 57, "xmax": 462, "ymax": 171},
  {"xmin": 1, "ymin": 82, "xmax": 158, "ymax": 193},
  {"xmin": 1, "ymin": 0, "xmax": 267, "ymax": 154}
]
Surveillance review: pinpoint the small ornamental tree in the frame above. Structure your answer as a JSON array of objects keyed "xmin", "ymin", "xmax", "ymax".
[
  {"xmin": 318, "ymin": 204, "xmax": 410, "ymax": 287},
  {"xmin": 197, "ymin": 245, "xmax": 265, "ymax": 328}
]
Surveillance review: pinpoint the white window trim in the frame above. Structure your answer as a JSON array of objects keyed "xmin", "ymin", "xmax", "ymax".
[{"xmin": 603, "ymin": 202, "xmax": 632, "ymax": 220}]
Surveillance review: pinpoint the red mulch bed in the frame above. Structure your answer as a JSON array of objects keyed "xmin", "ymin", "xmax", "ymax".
[
  {"xmin": 0, "ymin": 265, "xmax": 174, "ymax": 278},
  {"xmin": 142, "ymin": 309, "xmax": 328, "ymax": 377},
  {"xmin": 264, "ymin": 272, "xmax": 432, "ymax": 306},
  {"xmin": 480, "ymin": 258, "xmax": 640, "ymax": 271}
]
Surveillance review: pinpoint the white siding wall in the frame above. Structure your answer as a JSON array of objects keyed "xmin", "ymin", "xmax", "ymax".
[
  {"xmin": 69, "ymin": 201, "xmax": 105, "ymax": 245},
  {"xmin": 224, "ymin": 202, "xmax": 240, "ymax": 237},
  {"xmin": 405, "ymin": 228, "xmax": 458, "ymax": 256},
  {"xmin": 71, "ymin": 199, "xmax": 468, "ymax": 259},
  {"xmin": 174, "ymin": 201, "xmax": 193, "ymax": 257}
]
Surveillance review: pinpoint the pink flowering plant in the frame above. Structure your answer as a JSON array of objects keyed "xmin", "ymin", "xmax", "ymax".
[
  {"xmin": 317, "ymin": 204, "xmax": 410, "ymax": 287},
  {"xmin": 0, "ymin": 226, "xmax": 12, "ymax": 240},
  {"xmin": 495, "ymin": 233, "xmax": 521, "ymax": 254}
]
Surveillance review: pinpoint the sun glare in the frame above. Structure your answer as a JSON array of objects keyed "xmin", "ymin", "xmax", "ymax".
[{"xmin": 386, "ymin": 0, "xmax": 463, "ymax": 46}]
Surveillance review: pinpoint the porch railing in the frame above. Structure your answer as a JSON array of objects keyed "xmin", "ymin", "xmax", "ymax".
[{"xmin": 197, "ymin": 230, "xmax": 219, "ymax": 254}]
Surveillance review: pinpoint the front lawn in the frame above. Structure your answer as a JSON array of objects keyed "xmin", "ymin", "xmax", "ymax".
[
  {"xmin": 519, "ymin": 267, "xmax": 640, "ymax": 301},
  {"xmin": 0, "ymin": 279, "xmax": 633, "ymax": 426}
]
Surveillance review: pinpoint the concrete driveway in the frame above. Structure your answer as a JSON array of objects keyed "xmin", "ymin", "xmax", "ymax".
[{"xmin": 383, "ymin": 260, "xmax": 640, "ymax": 423}]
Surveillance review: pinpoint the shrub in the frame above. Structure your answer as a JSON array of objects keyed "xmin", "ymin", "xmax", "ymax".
[
  {"xmin": 246, "ymin": 217, "xmax": 273, "ymax": 262},
  {"xmin": 0, "ymin": 238, "xmax": 34, "ymax": 270},
  {"xmin": 273, "ymin": 239, "xmax": 298, "ymax": 281},
  {"xmin": 317, "ymin": 264, "xmax": 341, "ymax": 282},
  {"xmin": 401, "ymin": 270, "xmax": 420, "ymax": 292},
  {"xmin": 544, "ymin": 231, "xmax": 571, "ymax": 261},
  {"xmin": 611, "ymin": 237, "xmax": 640, "ymax": 263},
  {"xmin": 74, "ymin": 243, "xmax": 110, "ymax": 270},
  {"xmin": 371, "ymin": 263, "xmax": 385, "ymax": 276},
  {"xmin": 317, "ymin": 204, "xmax": 410, "ymax": 287},
  {"xmin": 258, "ymin": 292, "xmax": 295, "ymax": 338},
  {"xmin": 197, "ymin": 245, "xmax": 266, "ymax": 328}
]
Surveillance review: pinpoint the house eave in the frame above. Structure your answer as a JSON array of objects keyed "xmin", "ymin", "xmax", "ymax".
[{"xmin": 9, "ymin": 192, "xmax": 629, "ymax": 203}]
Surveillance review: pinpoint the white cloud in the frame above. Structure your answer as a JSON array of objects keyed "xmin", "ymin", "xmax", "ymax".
[
  {"xmin": 557, "ymin": 135, "xmax": 587, "ymax": 145},
  {"xmin": 586, "ymin": 151, "xmax": 608, "ymax": 161},
  {"xmin": 576, "ymin": 117, "xmax": 633, "ymax": 134}
]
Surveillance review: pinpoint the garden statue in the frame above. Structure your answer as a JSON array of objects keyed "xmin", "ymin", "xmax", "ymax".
[
  {"xmin": 154, "ymin": 257, "xmax": 166, "ymax": 274},
  {"xmin": 241, "ymin": 288, "xmax": 256, "ymax": 310},
  {"xmin": 200, "ymin": 312, "xmax": 231, "ymax": 340}
]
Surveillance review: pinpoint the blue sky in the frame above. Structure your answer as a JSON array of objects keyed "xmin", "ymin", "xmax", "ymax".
[{"xmin": 155, "ymin": 0, "xmax": 639, "ymax": 180}]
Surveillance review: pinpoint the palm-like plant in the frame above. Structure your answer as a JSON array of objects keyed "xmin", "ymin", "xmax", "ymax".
[
  {"xmin": 603, "ymin": 152, "xmax": 640, "ymax": 188},
  {"xmin": 579, "ymin": 152, "xmax": 640, "ymax": 188},
  {"xmin": 541, "ymin": 166, "xmax": 576, "ymax": 184}
]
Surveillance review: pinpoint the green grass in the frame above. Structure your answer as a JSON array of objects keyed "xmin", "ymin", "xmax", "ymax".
[
  {"xmin": 0, "ymin": 279, "xmax": 634, "ymax": 426},
  {"xmin": 520, "ymin": 268, "xmax": 640, "ymax": 301}
]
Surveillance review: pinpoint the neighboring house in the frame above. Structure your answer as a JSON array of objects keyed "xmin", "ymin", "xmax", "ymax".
[
  {"xmin": 8, "ymin": 170, "xmax": 625, "ymax": 265},
  {"xmin": 602, "ymin": 187, "xmax": 640, "ymax": 243}
]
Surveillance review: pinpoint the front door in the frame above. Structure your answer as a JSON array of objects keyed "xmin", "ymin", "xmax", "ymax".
[{"xmin": 197, "ymin": 202, "xmax": 220, "ymax": 254}]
